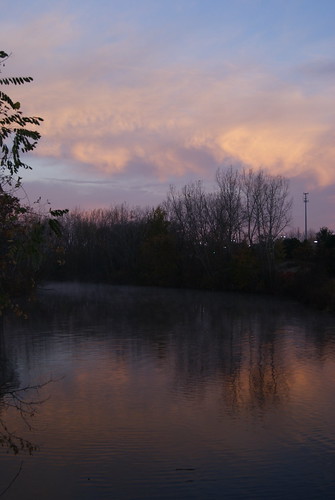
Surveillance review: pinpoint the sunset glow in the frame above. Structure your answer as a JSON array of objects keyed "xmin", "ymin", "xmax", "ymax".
[{"xmin": 2, "ymin": 0, "xmax": 335, "ymax": 229}]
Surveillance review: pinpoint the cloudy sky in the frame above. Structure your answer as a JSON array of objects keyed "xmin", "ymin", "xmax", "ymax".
[{"xmin": 2, "ymin": 0, "xmax": 335, "ymax": 231}]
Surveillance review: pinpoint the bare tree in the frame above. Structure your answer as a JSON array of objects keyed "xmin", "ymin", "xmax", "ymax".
[
  {"xmin": 241, "ymin": 169, "xmax": 292, "ymax": 246},
  {"xmin": 165, "ymin": 182, "xmax": 210, "ymax": 242},
  {"xmin": 213, "ymin": 166, "xmax": 244, "ymax": 250},
  {"xmin": 165, "ymin": 181, "xmax": 216, "ymax": 281},
  {"xmin": 262, "ymin": 174, "xmax": 292, "ymax": 241}
]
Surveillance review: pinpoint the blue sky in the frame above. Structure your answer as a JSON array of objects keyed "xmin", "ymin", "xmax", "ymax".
[{"xmin": 2, "ymin": 0, "xmax": 335, "ymax": 231}]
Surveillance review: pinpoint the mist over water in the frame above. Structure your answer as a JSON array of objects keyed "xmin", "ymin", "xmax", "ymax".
[{"xmin": 1, "ymin": 283, "xmax": 335, "ymax": 499}]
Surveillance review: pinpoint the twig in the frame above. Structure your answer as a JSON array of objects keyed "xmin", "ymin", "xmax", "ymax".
[{"xmin": 0, "ymin": 460, "xmax": 23, "ymax": 497}]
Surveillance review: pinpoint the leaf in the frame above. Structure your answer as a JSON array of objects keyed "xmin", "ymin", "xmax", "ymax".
[
  {"xmin": 48, "ymin": 218, "xmax": 62, "ymax": 237},
  {"xmin": 49, "ymin": 208, "xmax": 69, "ymax": 217}
]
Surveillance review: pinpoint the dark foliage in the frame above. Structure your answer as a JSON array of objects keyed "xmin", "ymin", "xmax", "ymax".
[{"xmin": 0, "ymin": 51, "xmax": 68, "ymax": 316}]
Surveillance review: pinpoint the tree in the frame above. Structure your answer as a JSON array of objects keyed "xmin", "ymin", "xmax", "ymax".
[
  {"xmin": 240, "ymin": 169, "xmax": 292, "ymax": 285},
  {"xmin": 164, "ymin": 167, "xmax": 293, "ymax": 290},
  {"xmin": 164, "ymin": 181, "xmax": 217, "ymax": 286},
  {"xmin": 241, "ymin": 169, "xmax": 292, "ymax": 246},
  {"xmin": 213, "ymin": 166, "xmax": 243, "ymax": 250},
  {"xmin": 139, "ymin": 206, "xmax": 179, "ymax": 286},
  {"xmin": 0, "ymin": 51, "xmax": 43, "ymax": 188},
  {"xmin": 0, "ymin": 51, "xmax": 67, "ymax": 316},
  {"xmin": 315, "ymin": 227, "xmax": 335, "ymax": 276}
]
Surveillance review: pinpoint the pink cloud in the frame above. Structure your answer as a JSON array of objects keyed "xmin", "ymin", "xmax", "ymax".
[{"xmin": 2, "ymin": 6, "xmax": 335, "ymax": 230}]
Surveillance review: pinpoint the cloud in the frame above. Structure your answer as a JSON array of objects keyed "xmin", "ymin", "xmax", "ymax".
[
  {"xmin": 52, "ymin": 72, "xmax": 335, "ymax": 184},
  {"xmin": 12, "ymin": 49, "xmax": 335, "ymax": 189},
  {"xmin": 297, "ymin": 58, "xmax": 335, "ymax": 78},
  {"xmin": 3, "ymin": 3, "xmax": 335, "ymax": 200}
]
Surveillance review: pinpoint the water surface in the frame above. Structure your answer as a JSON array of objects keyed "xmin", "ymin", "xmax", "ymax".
[{"xmin": 1, "ymin": 283, "xmax": 335, "ymax": 499}]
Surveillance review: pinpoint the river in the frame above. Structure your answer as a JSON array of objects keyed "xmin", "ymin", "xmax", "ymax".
[{"xmin": 0, "ymin": 282, "xmax": 335, "ymax": 499}]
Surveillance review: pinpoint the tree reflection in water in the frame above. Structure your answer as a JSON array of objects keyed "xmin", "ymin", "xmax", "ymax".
[
  {"xmin": 1, "ymin": 284, "xmax": 335, "ymax": 499},
  {"xmin": 0, "ymin": 381, "xmax": 50, "ymax": 456},
  {"xmin": 0, "ymin": 318, "xmax": 52, "ymax": 495},
  {"xmin": 32, "ymin": 283, "xmax": 335, "ymax": 416}
]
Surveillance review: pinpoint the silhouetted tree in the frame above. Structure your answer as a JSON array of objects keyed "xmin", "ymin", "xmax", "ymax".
[
  {"xmin": 0, "ymin": 51, "xmax": 67, "ymax": 315},
  {"xmin": 140, "ymin": 207, "xmax": 179, "ymax": 286}
]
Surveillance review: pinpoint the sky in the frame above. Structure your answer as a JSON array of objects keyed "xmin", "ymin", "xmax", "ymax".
[{"xmin": 2, "ymin": 0, "xmax": 335, "ymax": 232}]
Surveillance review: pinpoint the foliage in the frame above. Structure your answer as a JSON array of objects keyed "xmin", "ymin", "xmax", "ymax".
[
  {"xmin": 0, "ymin": 51, "xmax": 43, "ymax": 182},
  {"xmin": 230, "ymin": 243, "xmax": 260, "ymax": 291},
  {"xmin": 46, "ymin": 206, "xmax": 145, "ymax": 284},
  {"xmin": 315, "ymin": 227, "xmax": 335, "ymax": 276},
  {"xmin": 139, "ymin": 207, "xmax": 179, "ymax": 286},
  {"xmin": 43, "ymin": 168, "xmax": 293, "ymax": 292},
  {"xmin": 0, "ymin": 51, "xmax": 68, "ymax": 316},
  {"xmin": 39, "ymin": 167, "xmax": 335, "ymax": 310},
  {"xmin": 281, "ymin": 237, "xmax": 302, "ymax": 260}
]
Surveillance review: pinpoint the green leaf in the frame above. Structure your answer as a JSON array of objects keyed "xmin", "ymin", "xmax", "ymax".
[
  {"xmin": 48, "ymin": 219, "xmax": 62, "ymax": 237},
  {"xmin": 49, "ymin": 208, "xmax": 69, "ymax": 217}
]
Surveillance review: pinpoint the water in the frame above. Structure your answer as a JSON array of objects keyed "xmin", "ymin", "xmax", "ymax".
[{"xmin": 1, "ymin": 282, "xmax": 335, "ymax": 499}]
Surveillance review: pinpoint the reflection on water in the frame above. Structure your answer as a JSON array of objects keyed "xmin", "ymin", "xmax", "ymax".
[{"xmin": 1, "ymin": 283, "xmax": 335, "ymax": 499}]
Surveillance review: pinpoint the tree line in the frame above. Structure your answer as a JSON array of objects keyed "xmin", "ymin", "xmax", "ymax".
[{"xmin": 41, "ymin": 168, "xmax": 335, "ymax": 310}]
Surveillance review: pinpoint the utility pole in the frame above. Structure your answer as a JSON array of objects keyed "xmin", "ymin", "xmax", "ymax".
[{"xmin": 303, "ymin": 192, "xmax": 309, "ymax": 241}]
